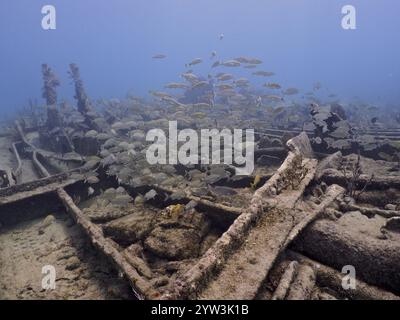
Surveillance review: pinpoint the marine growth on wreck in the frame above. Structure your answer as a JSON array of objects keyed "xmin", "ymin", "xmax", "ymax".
[{"xmin": 0, "ymin": 1, "xmax": 400, "ymax": 304}]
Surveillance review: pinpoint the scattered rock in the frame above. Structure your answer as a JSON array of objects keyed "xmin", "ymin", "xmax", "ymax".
[
  {"xmin": 65, "ymin": 256, "xmax": 81, "ymax": 271},
  {"xmin": 38, "ymin": 215, "xmax": 55, "ymax": 235},
  {"xmin": 385, "ymin": 204, "xmax": 397, "ymax": 211},
  {"xmin": 123, "ymin": 246, "xmax": 153, "ymax": 279},
  {"xmin": 103, "ymin": 211, "xmax": 156, "ymax": 244},
  {"xmin": 134, "ymin": 195, "xmax": 145, "ymax": 205},
  {"xmin": 286, "ymin": 132, "xmax": 314, "ymax": 159},
  {"xmin": 257, "ymin": 155, "xmax": 281, "ymax": 166},
  {"xmin": 151, "ymin": 276, "xmax": 169, "ymax": 288},
  {"xmin": 144, "ymin": 189, "xmax": 157, "ymax": 202},
  {"xmin": 144, "ymin": 227, "xmax": 201, "ymax": 260},
  {"xmin": 315, "ymin": 151, "xmax": 342, "ymax": 180},
  {"xmin": 383, "ymin": 217, "xmax": 400, "ymax": 233}
]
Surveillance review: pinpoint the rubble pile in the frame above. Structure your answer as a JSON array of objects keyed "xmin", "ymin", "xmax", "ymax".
[{"xmin": 0, "ymin": 64, "xmax": 399, "ymax": 300}]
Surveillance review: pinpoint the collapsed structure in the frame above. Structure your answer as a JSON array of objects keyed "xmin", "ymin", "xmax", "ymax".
[{"xmin": 0, "ymin": 64, "xmax": 399, "ymax": 300}]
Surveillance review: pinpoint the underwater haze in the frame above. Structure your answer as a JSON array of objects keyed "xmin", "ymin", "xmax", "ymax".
[
  {"xmin": 0, "ymin": 0, "xmax": 399, "ymax": 118},
  {"xmin": 2, "ymin": 1, "xmax": 400, "ymax": 302}
]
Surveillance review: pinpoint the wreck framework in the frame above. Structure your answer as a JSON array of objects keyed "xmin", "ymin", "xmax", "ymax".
[
  {"xmin": 1, "ymin": 123, "xmax": 399, "ymax": 300},
  {"xmin": 1, "ymin": 64, "xmax": 400, "ymax": 300}
]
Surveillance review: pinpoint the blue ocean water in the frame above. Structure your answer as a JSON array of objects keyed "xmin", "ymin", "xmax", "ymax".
[{"xmin": 0, "ymin": 0, "xmax": 399, "ymax": 118}]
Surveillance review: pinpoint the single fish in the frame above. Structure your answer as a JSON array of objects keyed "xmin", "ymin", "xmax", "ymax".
[
  {"xmin": 253, "ymin": 71, "xmax": 275, "ymax": 77},
  {"xmin": 222, "ymin": 60, "xmax": 241, "ymax": 67},
  {"xmin": 164, "ymin": 82, "xmax": 188, "ymax": 89},
  {"xmin": 246, "ymin": 58, "xmax": 263, "ymax": 64},
  {"xmin": 186, "ymin": 58, "xmax": 203, "ymax": 67},
  {"xmin": 167, "ymin": 204, "xmax": 185, "ymax": 219},
  {"xmin": 217, "ymin": 89, "xmax": 236, "ymax": 97},
  {"xmin": 216, "ymin": 83, "xmax": 234, "ymax": 90},
  {"xmin": 192, "ymin": 112, "xmax": 207, "ymax": 119},
  {"xmin": 211, "ymin": 61, "xmax": 221, "ymax": 68},
  {"xmin": 217, "ymin": 73, "xmax": 234, "ymax": 81},
  {"xmin": 152, "ymin": 54, "xmax": 166, "ymax": 59},
  {"xmin": 236, "ymin": 57, "xmax": 263, "ymax": 64},
  {"xmin": 150, "ymin": 91, "xmax": 172, "ymax": 99},
  {"xmin": 192, "ymin": 102, "xmax": 212, "ymax": 108},
  {"xmin": 243, "ymin": 64, "xmax": 258, "ymax": 69},
  {"xmin": 283, "ymin": 87, "xmax": 299, "ymax": 95},
  {"xmin": 234, "ymin": 78, "xmax": 249, "ymax": 86},
  {"xmin": 272, "ymin": 106, "xmax": 285, "ymax": 114},
  {"xmin": 161, "ymin": 96, "xmax": 184, "ymax": 107},
  {"xmin": 263, "ymin": 95, "xmax": 284, "ymax": 102},
  {"xmin": 264, "ymin": 83, "xmax": 281, "ymax": 89},
  {"xmin": 88, "ymin": 187, "xmax": 95, "ymax": 196},
  {"xmin": 192, "ymin": 80, "xmax": 210, "ymax": 89},
  {"xmin": 86, "ymin": 175, "xmax": 100, "ymax": 184},
  {"xmin": 181, "ymin": 72, "xmax": 199, "ymax": 83},
  {"xmin": 250, "ymin": 175, "xmax": 261, "ymax": 190}
]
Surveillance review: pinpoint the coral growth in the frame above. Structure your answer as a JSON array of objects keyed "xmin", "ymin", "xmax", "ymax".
[
  {"xmin": 69, "ymin": 63, "xmax": 92, "ymax": 115},
  {"xmin": 41, "ymin": 64, "xmax": 62, "ymax": 129},
  {"xmin": 340, "ymin": 153, "xmax": 374, "ymax": 199},
  {"xmin": 285, "ymin": 154, "xmax": 307, "ymax": 190}
]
